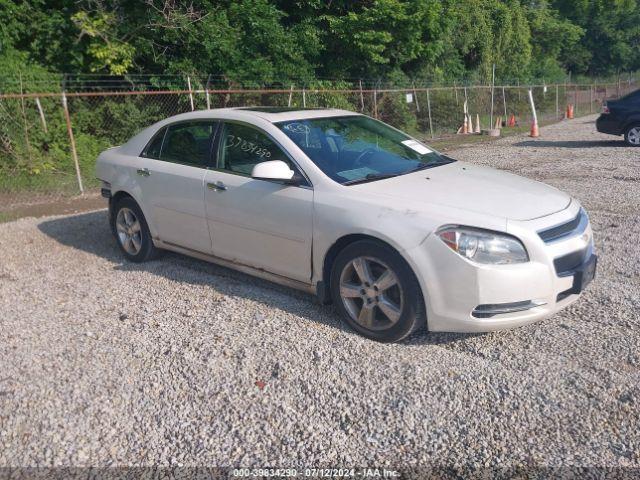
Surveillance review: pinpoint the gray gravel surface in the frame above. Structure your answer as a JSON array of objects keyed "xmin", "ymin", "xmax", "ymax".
[{"xmin": 0, "ymin": 115, "xmax": 638, "ymax": 471}]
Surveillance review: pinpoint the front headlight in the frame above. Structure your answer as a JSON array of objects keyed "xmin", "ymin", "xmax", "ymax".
[{"xmin": 436, "ymin": 227, "xmax": 529, "ymax": 264}]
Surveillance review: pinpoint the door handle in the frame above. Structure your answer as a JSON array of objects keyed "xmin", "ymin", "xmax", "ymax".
[
  {"xmin": 207, "ymin": 181, "xmax": 227, "ymax": 191},
  {"xmin": 136, "ymin": 168, "xmax": 150, "ymax": 177}
]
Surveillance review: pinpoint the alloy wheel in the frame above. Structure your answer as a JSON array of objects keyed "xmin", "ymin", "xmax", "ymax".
[
  {"xmin": 628, "ymin": 127, "xmax": 640, "ymax": 146},
  {"xmin": 115, "ymin": 207, "xmax": 142, "ymax": 255},
  {"xmin": 339, "ymin": 256, "xmax": 404, "ymax": 331}
]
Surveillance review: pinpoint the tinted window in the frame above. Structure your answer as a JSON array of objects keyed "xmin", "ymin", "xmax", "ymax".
[
  {"xmin": 141, "ymin": 128, "xmax": 165, "ymax": 159},
  {"xmin": 276, "ymin": 116, "xmax": 452, "ymax": 184},
  {"xmin": 160, "ymin": 122, "xmax": 216, "ymax": 167},
  {"xmin": 218, "ymin": 123, "xmax": 292, "ymax": 175},
  {"xmin": 621, "ymin": 89, "xmax": 640, "ymax": 103}
]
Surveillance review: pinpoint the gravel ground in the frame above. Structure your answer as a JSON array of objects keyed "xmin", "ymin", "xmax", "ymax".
[{"xmin": 0, "ymin": 115, "xmax": 638, "ymax": 473}]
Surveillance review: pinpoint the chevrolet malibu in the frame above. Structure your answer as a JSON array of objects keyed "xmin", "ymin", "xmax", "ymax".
[{"xmin": 96, "ymin": 107, "xmax": 597, "ymax": 342}]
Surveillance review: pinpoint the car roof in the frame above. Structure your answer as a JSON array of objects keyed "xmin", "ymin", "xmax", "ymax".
[
  {"xmin": 155, "ymin": 107, "xmax": 360, "ymax": 124},
  {"xmin": 117, "ymin": 107, "xmax": 362, "ymax": 157}
]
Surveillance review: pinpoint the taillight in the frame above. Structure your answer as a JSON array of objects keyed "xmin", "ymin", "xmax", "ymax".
[{"xmin": 602, "ymin": 103, "xmax": 610, "ymax": 114}]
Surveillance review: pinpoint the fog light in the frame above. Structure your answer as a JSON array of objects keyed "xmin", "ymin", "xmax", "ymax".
[{"xmin": 472, "ymin": 300, "xmax": 545, "ymax": 318}]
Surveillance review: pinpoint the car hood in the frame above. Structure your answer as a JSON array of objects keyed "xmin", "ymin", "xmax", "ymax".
[{"xmin": 351, "ymin": 161, "xmax": 571, "ymax": 221}]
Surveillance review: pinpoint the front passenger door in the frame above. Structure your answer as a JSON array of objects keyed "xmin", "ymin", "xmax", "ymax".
[{"xmin": 204, "ymin": 122, "xmax": 313, "ymax": 283}]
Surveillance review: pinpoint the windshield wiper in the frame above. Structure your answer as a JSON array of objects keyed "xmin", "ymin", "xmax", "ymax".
[
  {"xmin": 343, "ymin": 173, "xmax": 401, "ymax": 185},
  {"xmin": 409, "ymin": 157, "xmax": 456, "ymax": 172},
  {"xmin": 343, "ymin": 156, "xmax": 456, "ymax": 186}
]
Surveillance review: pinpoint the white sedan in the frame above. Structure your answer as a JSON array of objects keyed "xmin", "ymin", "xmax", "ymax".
[{"xmin": 96, "ymin": 107, "xmax": 597, "ymax": 342}]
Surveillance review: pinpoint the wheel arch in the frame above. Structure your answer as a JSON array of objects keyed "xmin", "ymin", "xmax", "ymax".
[
  {"xmin": 109, "ymin": 189, "xmax": 134, "ymax": 210},
  {"xmin": 623, "ymin": 119, "xmax": 640, "ymax": 146},
  {"xmin": 623, "ymin": 118, "xmax": 640, "ymax": 132},
  {"xmin": 109, "ymin": 189, "xmax": 137, "ymax": 220},
  {"xmin": 108, "ymin": 189, "xmax": 156, "ymax": 237},
  {"xmin": 320, "ymin": 233, "xmax": 413, "ymax": 304}
]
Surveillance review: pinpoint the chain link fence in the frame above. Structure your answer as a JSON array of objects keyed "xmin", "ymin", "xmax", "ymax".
[{"xmin": 0, "ymin": 78, "xmax": 637, "ymax": 212}]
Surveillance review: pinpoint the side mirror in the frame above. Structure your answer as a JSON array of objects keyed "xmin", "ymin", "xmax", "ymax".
[{"xmin": 251, "ymin": 160, "xmax": 295, "ymax": 183}]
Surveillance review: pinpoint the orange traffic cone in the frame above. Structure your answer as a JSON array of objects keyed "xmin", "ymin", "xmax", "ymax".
[
  {"xmin": 463, "ymin": 115, "xmax": 469, "ymax": 134},
  {"xmin": 530, "ymin": 121, "xmax": 539, "ymax": 138},
  {"xmin": 566, "ymin": 104, "xmax": 574, "ymax": 119},
  {"xmin": 507, "ymin": 114, "xmax": 516, "ymax": 127},
  {"xmin": 474, "ymin": 114, "xmax": 481, "ymax": 134}
]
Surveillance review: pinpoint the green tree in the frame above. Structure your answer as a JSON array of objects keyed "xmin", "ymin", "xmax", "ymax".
[
  {"xmin": 527, "ymin": 0, "xmax": 585, "ymax": 80},
  {"xmin": 550, "ymin": 0, "xmax": 640, "ymax": 75}
]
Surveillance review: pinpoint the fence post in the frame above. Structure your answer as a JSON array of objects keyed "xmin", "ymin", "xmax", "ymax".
[
  {"xmin": 454, "ymin": 81, "xmax": 459, "ymax": 105},
  {"xmin": 617, "ymin": 74, "xmax": 621, "ymax": 98},
  {"xmin": 205, "ymin": 75, "xmax": 211, "ymax": 110},
  {"xmin": 302, "ymin": 86, "xmax": 306, "ymax": 108},
  {"xmin": 61, "ymin": 92, "xmax": 84, "ymax": 194},
  {"xmin": 373, "ymin": 87, "xmax": 378, "ymax": 119},
  {"xmin": 187, "ymin": 76, "xmax": 195, "ymax": 111},
  {"xmin": 490, "ymin": 64, "xmax": 495, "ymax": 130},
  {"xmin": 573, "ymin": 84, "xmax": 578, "ymax": 115},
  {"xmin": 18, "ymin": 74, "xmax": 33, "ymax": 165},
  {"xmin": 288, "ymin": 85, "xmax": 293, "ymax": 107},
  {"xmin": 412, "ymin": 82, "xmax": 420, "ymax": 112},
  {"xmin": 426, "ymin": 88, "xmax": 434, "ymax": 139},
  {"xmin": 590, "ymin": 84, "xmax": 593, "ymax": 113},
  {"xmin": 358, "ymin": 80, "xmax": 365, "ymax": 112},
  {"xmin": 502, "ymin": 86, "xmax": 507, "ymax": 120},
  {"xmin": 556, "ymin": 84, "xmax": 559, "ymax": 119}
]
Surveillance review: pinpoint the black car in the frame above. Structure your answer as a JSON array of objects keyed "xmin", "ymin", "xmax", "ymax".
[{"xmin": 596, "ymin": 88, "xmax": 640, "ymax": 146}]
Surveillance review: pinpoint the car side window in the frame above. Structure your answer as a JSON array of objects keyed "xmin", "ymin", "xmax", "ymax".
[
  {"xmin": 141, "ymin": 128, "xmax": 166, "ymax": 159},
  {"xmin": 159, "ymin": 122, "xmax": 216, "ymax": 167},
  {"xmin": 218, "ymin": 123, "xmax": 294, "ymax": 176}
]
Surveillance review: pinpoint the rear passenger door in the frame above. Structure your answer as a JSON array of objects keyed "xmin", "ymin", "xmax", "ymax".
[{"xmin": 137, "ymin": 121, "xmax": 216, "ymax": 253}]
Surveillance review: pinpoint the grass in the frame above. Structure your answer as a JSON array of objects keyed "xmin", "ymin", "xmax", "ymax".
[
  {"xmin": 0, "ymin": 211, "xmax": 14, "ymax": 223},
  {"xmin": 0, "ymin": 171, "xmax": 99, "ymax": 199}
]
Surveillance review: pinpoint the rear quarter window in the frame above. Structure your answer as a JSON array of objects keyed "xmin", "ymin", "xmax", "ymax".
[{"xmin": 141, "ymin": 128, "xmax": 166, "ymax": 159}]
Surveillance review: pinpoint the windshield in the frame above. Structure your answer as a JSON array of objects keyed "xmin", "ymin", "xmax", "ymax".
[{"xmin": 275, "ymin": 115, "xmax": 453, "ymax": 185}]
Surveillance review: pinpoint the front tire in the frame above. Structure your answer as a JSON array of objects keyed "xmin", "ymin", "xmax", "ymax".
[
  {"xmin": 111, "ymin": 197, "xmax": 160, "ymax": 262},
  {"xmin": 330, "ymin": 240, "xmax": 426, "ymax": 342},
  {"xmin": 624, "ymin": 124, "xmax": 640, "ymax": 147}
]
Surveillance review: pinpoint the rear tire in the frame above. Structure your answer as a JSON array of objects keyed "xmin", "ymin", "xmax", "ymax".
[
  {"xmin": 330, "ymin": 240, "xmax": 426, "ymax": 342},
  {"xmin": 110, "ymin": 197, "xmax": 161, "ymax": 262},
  {"xmin": 624, "ymin": 124, "xmax": 640, "ymax": 147}
]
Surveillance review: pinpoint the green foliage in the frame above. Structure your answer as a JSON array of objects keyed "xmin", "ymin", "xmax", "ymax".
[
  {"xmin": 0, "ymin": 0, "xmax": 638, "ymax": 196},
  {"xmin": 322, "ymin": 0, "xmax": 428, "ymax": 77},
  {"xmin": 71, "ymin": 11, "xmax": 135, "ymax": 75},
  {"xmin": 551, "ymin": 0, "xmax": 640, "ymax": 75},
  {"xmin": 527, "ymin": 1, "xmax": 585, "ymax": 80},
  {"xmin": 0, "ymin": 0, "xmax": 636, "ymax": 83}
]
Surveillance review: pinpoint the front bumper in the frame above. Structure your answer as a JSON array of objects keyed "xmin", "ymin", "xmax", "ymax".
[{"xmin": 406, "ymin": 202, "xmax": 596, "ymax": 333}]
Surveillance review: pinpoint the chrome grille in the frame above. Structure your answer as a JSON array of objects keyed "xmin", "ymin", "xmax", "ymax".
[{"xmin": 538, "ymin": 208, "xmax": 587, "ymax": 243}]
